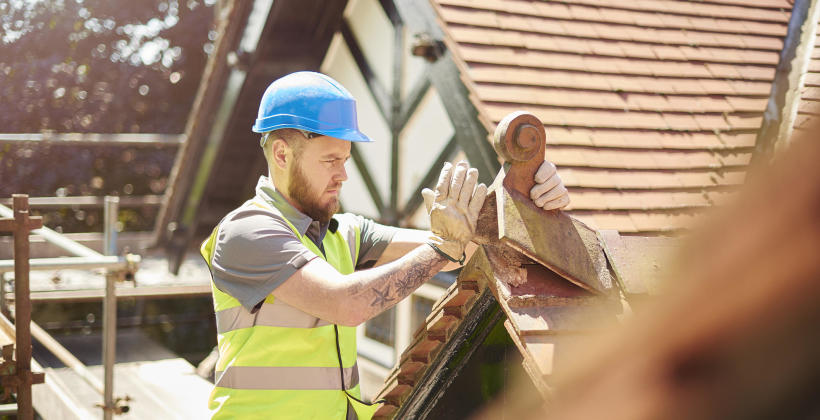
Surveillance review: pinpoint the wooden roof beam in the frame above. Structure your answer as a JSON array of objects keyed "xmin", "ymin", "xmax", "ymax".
[{"xmin": 753, "ymin": 0, "xmax": 820, "ymax": 159}]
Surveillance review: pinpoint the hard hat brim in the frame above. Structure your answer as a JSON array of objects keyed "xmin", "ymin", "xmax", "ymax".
[{"xmin": 252, "ymin": 115, "xmax": 373, "ymax": 143}]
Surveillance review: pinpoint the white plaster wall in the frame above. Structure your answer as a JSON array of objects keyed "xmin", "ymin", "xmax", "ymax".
[
  {"xmin": 344, "ymin": 0, "xmax": 395, "ymax": 93},
  {"xmin": 401, "ymin": 26, "xmax": 429, "ymax": 100},
  {"xmin": 321, "ymin": 0, "xmax": 463, "ymax": 226},
  {"xmin": 321, "ymin": 32, "xmax": 391, "ymax": 219},
  {"xmin": 398, "ymin": 86, "xmax": 455, "ymax": 214}
]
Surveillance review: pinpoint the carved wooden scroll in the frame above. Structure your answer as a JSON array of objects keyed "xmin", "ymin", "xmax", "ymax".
[
  {"xmin": 493, "ymin": 111, "xmax": 547, "ymax": 199},
  {"xmin": 479, "ymin": 111, "xmax": 610, "ymax": 294}
]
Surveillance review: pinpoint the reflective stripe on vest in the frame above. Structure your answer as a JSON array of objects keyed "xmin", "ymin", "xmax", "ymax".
[
  {"xmin": 215, "ymin": 300, "xmax": 331, "ymax": 332},
  {"xmin": 202, "ymin": 198, "xmax": 366, "ymax": 419},
  {"xmin": 215, "ymin": 363, "xmax": 359, "ymax": 390}
]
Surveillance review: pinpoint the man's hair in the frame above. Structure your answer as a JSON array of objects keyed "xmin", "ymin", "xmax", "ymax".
[{"xmin": 261, "ymin": 128, "xmax": 308, "ymax": 163}]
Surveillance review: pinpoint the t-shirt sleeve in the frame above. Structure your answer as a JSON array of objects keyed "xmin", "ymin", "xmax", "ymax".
[
  {"xmin": 336, "ymin": 213, "xmax": 400, "ymax": 269},
  {"xmin": 209, "ymin": 207, "xmax": 319, "ymax": 311}
]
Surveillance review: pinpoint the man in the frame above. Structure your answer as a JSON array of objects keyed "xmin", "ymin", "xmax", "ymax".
[{"xmin": 201, "ymin": 71, "xmax": 569, "ymax": 419}]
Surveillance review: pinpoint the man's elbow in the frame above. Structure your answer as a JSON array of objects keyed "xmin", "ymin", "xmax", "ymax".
[
  {"xmin": 319, "ymin": 294, "xmax": 368, "ymax": 326},
  {"xmin": 335, "ymin": 309, "xmax": 369, "ymax": 327}
]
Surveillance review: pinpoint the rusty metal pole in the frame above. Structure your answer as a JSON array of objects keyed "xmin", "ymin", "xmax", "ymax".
[
  {"xmin": 0, "ymin": 273, "xmax": 7, "ymax": 317},
  {"xmin": 102, "ymin": 196, "xmax": 118, "ymax": 420},
  {"xmin": 12, "ymin": 195, "xmax": 41, "ymax": 420}
]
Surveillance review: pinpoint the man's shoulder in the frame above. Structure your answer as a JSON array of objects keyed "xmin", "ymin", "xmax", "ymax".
[
  {"xmin": 333, "ymin": 212, "xmax": 365, "ymax": 227},
  {"xmin": 217, "ymin": 200, "xmax": 295, "ymax": 240}
]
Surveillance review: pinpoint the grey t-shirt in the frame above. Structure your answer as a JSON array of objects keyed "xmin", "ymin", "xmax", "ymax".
[{"xmin": 208, "ymin": 176, "xmax": 399, "ymax": 312}]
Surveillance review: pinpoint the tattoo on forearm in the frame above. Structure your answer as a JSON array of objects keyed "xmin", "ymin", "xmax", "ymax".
[
  {"xmin": 370, "ymin": 285, "xmax": 394, "ymax": 307},
  {"xmin": 394, "ymin": 276, "xmax": 415, "ymax": 296},
  {"xmin": 363, "ymin": 247, "xmax": 445, "ymax": 312}
]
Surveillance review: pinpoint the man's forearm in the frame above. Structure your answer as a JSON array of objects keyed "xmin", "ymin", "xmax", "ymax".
[
  {"xmin": 344, "ymin": 244, "xmax": 447, "ymax": 323},
  {"xmin": 374, "ymin": 228, "xmax": 476, "ymax": 271}
]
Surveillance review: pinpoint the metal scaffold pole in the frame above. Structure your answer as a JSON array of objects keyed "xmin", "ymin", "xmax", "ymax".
[
  {"xmin": 1, "ymin": 196, "xmax": 135, "ymax": 416},
  {"xmin": 13, "ymin": 196, "xmax": 35, "ymax": 420},
  {"xmin": 102, "ymin": 196, "xmax": 119, "ymax": 420},
  {"xmin": 0, "ymin": 195, "xmax": 46, "ymax": 419}
]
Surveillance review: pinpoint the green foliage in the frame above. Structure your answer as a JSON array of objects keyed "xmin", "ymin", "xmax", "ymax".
[
  {"xmin": 0, "ymin": 0, "xmax": 216, "ymax": 133},
  {"xmin": 0, "ymin": 0, "xmax": 217, "ymax": 231}
]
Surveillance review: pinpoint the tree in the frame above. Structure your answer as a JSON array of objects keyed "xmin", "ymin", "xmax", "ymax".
[{"xmin": 0, "ymin": 0, "xmax": 217, "ymax": 232}]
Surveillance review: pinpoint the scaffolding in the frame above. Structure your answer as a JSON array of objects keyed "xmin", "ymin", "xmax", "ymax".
[{"xmin": 0, "ymin": 195, "xmax": 139, "ymax": 418}]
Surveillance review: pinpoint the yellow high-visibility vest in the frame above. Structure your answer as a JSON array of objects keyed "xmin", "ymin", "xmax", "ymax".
[{"xmin": 201, "ymin": 199, "xmax": 381, "ymax": 419}]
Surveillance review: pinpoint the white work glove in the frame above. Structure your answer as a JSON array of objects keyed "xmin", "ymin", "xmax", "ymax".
[
  {"xmin": 530, "ymin": 160, "xmax": 570, "ymax": 210},
  {"xmin": 421, "ymin": 161, "xmax": 487, "ymax": 263}
]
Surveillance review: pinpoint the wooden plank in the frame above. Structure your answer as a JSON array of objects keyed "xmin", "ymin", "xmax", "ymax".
[
  {"xmin": 503, "ymin": 319, "xmax": 550, "ymax": 398},
  {"xmin": 496, "ymin": 182, "xmax": 607, "ymax": 294},
  {"xmin": 41, "ymin": 359, "xmax": 211, "ymax": 419},
  {"xmin": 505, "ymin": 305, "xmax": 617, "ymax": 336},
  {"xmin": 32, "ymin": 359, "xmax": 95, "ymax": 420},
  {"xmin": 504, "ymin": 321, "xmax": 590, "ymax": 388},
  {"xmin": 599, "ymin": 230, "xmax": 678, "ymax": 296}
]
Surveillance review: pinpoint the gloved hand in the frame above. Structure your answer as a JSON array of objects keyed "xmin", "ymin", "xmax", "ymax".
[
  {"xmin": 421, "ymin": 161, "xmax": 487, "ymax": 263},
  {"xmin": 530, "ymin": 160, "xmax": 570, "ymax": 210}
]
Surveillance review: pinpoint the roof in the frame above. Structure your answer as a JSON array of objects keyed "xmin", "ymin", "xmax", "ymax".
[
  {"xmin": 428, "ymin": 0, "xmax": 793, "ymax": 234},
  {"xmin": 794, "ymin": 14, "xmax": 820, "ymax": 133},
  {"xmin": 529, "ymin": 116, "xmax": 820, "ymax": 420},
  {"xmin": 371, "ymin": 110, "xmax": 676, "ymax": 419},
  {"xmin": 371, "ymin": 2, "xmax": 818, "ymax": 416}
]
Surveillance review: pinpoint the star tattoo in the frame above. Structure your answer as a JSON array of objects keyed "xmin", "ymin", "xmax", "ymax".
[
  {"xmin": 370, "ymin": 285, "xmax": 395, "ymax": 308},
  {"xmin": 395, "ymin": 276, "xmax": 415, "ymax": 296}
]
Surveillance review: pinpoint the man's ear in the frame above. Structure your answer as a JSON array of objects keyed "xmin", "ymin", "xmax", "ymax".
[{"xmin": 271, "ymin": 138, "xmax": 289, "ymax": 170}]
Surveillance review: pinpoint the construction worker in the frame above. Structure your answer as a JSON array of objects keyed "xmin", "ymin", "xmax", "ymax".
[{"xmin": 200, "ymin": 71, "xmax": 569, "ymax": 419}]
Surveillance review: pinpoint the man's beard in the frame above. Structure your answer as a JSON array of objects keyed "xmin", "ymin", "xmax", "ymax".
[{"xmin": 288, "ymin": 163, "xmax": 340, "ymax": 223}]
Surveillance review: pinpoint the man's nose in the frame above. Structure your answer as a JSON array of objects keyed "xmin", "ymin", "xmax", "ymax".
[{"xmin": 335, "ymin": 163, "xmax": 348, "ymax": 182}]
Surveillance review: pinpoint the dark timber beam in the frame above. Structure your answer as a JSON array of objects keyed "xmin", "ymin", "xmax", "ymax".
[
  {"xmin": 340, "ymin": 20, "xmax": 393, "ymax": 122},
  {"xmin": 428, "ymin": 53, "xmax": 499, "ymax": 184},
  {"xmin": 161, "ymin": 0, "xmax": 349, "ymax": 273},
  {"xmin": 153, "ymin": 0, "xmax": 253, "ymax": 248},
  {"xmin": 753, "ymin": 0, "xmax": 820, "ymax": 161},
  {"xmin": 179, "ymin": 0, "xmax": 347, "ymax": 268},
  {"xmin": 350, "ymin": 142, "xmax": 386, "ymax": 215},
  {"xmin": 394, "ymin": 289, "xmax": 503, "ymax": 419},
  {"xmin": 397, "ymin": 75, "xmax": 431, "ymax": 129},
  {"xmin": 379, "ymin": 0, "xmax": 402, "ymax": 26},
  {"xmin": 392, "ymin": 0, "xmax": 499, "ymax": 184},
  {"xmin": 399, "ymin": 135, "xmax": 458, "ymax": 221},
  {"xmin": 388, "ymin": 14, "xmax": 404, "ymax": 223}
]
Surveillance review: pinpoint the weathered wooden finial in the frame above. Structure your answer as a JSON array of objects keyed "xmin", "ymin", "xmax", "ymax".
[{"xmin": 492, "ymin": 111, "xmax": 546, "ymax": 199}]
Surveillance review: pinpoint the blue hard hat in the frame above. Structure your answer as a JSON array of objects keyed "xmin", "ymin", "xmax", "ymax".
[{"xmin": 252, "ymin": 71, "xmax": 372, "ymax": 142}]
